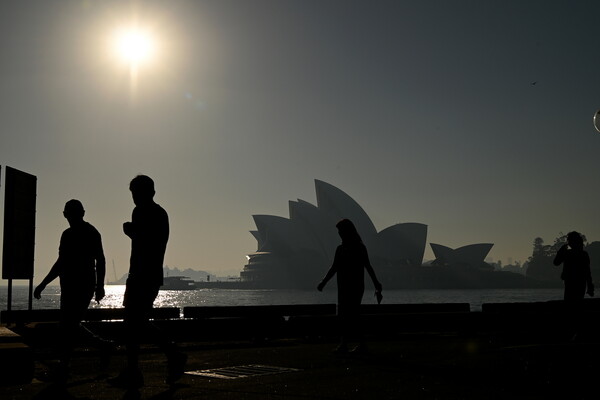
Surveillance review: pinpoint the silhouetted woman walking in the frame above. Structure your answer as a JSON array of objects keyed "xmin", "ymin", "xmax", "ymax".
[{"xmin": 317, "ymin": 218, "xmax": 382, "ymax": 353}]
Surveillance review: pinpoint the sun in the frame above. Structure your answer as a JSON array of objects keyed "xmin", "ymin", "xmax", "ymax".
[
  {"xmin": 107, "ymin": 21, "xmax": 166, "ymax": 97},
  {"xmin": 113, "ymin": 27, "xmax": 156, "ymax": 68}
]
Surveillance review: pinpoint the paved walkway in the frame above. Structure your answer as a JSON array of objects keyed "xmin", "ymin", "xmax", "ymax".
[{"xmin": 1, "ymin": 329, "xmax": 599, "ymax": 400}]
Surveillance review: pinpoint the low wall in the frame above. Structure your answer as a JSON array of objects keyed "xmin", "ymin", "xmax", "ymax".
[{"xmin": 3, "ymin": 299, "xmax": 600, "ymax": 344}]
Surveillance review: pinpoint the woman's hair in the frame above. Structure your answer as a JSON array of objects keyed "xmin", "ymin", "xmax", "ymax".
[
  {"xmin": 567, "ymin": 231, "xmax": 584, "ymax": 249},
  {"xmin": 336, "ymin": 218, "xmax": 363, "ymax": 244}
]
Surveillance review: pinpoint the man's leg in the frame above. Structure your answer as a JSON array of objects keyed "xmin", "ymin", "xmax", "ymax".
[
  {"xmin": 56, "ymin": 317, "xmax": 77, "ymax": 383},
  {"xmin": 139, "ymin": 286, "xmax": 187, "ymax": 384},
  {"xmin": 56, "ymin": 293, "xmax": 92, "ymax": 383},
  {"xmin": 108, "ymin": 283, "xmax": 146, "ymax": 389}
]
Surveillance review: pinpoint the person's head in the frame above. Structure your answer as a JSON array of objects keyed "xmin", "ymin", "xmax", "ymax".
[
  {"xmin": 63, "ymin": 199, "xmax": 85, "ymax": 225},
  {"xmin": 336, "ymin": 218, "xmax": 362, "ymax": 244},
  {"xmin": 129, "ymin": 175, "xmax": 155, "ymax": 205},
  {"xmin": 567, "ymin": 231, "xmax": 584, "ymax": 250}
]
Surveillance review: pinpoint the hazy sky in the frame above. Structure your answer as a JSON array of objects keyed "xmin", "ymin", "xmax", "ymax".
[{"xmin": 2, "ymin": 0, "xmax": 600, "ymax": 285}]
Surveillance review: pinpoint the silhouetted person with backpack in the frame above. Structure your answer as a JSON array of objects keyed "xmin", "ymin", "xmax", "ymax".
[
  {"xmin": 317, "ymin": 218, "xmax": 382, "ymax": 354},
  {"xmin": 109, "ymin": 175, "xmax": 186, "ymax": 390},
  {"xmin": 34, "ymin": 199, "xmax": 111, "ymax": 383}
]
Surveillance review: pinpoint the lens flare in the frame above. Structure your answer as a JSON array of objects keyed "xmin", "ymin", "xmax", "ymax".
[{"xmin": 115, "ymin": 28, "xmax": 155, "ymax": 66}]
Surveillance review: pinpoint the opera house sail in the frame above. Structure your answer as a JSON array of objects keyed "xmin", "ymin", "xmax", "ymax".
[
  {"xmin": 429, "ymin": 243, "xmax": 494, "ymax": 269},
  {"xmin": 241, "ymin": 180, "xmax": 428, "ymax": 288}
]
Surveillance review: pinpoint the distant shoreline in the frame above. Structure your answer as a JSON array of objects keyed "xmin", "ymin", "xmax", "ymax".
[{"xmin": 101, "ymin": 278, "xmax": 562, "ymax": 291}]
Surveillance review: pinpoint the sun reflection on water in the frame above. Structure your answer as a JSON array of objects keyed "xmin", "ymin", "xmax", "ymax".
[
  {"xmin": 89, "ymin": 285, "xmax": 126, "ymax": 309},
  {"xmin": 1, "ymin": 285, "xmax": 565, "ymax": 312}
]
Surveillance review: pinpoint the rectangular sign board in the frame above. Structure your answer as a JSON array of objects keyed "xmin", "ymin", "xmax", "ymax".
[{"xmin": 2, "ymin": 166, "xmax": 37, "ymax": 280}]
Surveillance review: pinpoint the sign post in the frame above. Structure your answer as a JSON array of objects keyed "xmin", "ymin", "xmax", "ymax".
[{"xmin": 2, "ymin": 166, "xmax": 37, "ymax": 312}]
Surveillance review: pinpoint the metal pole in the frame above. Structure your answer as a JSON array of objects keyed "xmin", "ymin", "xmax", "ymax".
[
  {"xmin": 7, "ymin": 278, "xmax": 12, "ymax": 312},
  {"xmin": 28, "ymin": 278, "xmax": 33, "ymax": 310}
]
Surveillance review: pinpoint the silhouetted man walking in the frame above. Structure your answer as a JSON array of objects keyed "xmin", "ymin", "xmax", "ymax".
[
  {"xmin": 110, "ymin": 175, "xmax": 186, "ymax": 389},
  {"xmin": 34, "ymin": 199, "xmax": 109, "ymax": 383}
]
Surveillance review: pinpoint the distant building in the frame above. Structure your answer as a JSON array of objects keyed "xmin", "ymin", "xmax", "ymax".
[
  {"xmin": 501, "ymin": 264, "xmax": 525, "ymax": 275},
  {"xmin": 430, "ymin": 243, "xmax": 494, "ymax": 269},
  {"xmin": 241, "ymin": 179, "xmax": 428, "ymax": 288}
]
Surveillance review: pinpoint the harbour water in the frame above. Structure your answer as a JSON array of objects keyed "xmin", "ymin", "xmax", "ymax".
[{"xmin": 0, "ymin": 285, "xmax": 565, "ymax": 312}]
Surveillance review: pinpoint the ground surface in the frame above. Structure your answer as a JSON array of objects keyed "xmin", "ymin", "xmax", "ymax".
[{"xmin": 1, "ymin": 327, "xmax": 599, "ymax": 400}]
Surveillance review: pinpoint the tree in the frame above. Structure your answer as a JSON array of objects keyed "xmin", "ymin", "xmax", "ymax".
[
  {"xmin": 532, "ymin": 237, "xmax": 549, "ymax": 257},
  {"xmin": 525, "ymin": 237, "xmax": 558, "ymax": 282},
  {"xmin": 525, "ymin": 232, "xmax": 589, "ymax": 284}
]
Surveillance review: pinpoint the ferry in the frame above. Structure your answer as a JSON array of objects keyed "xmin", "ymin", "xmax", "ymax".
[{"xmin": 160, "ymin": 276, "xmax": 198, "ymax": 290}]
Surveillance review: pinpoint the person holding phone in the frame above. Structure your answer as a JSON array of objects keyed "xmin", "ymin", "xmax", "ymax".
[{"xmin": 553, "ymin": 231, "xmax": 594, "ymax": 302}]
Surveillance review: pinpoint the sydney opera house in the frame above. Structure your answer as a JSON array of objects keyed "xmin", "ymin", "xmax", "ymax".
[
  {"xmin": 240, "ymin": 180, "xmax": 510, "ymax": 289},
  {"xmin": 429, "ymin": 243, "xmax": 494, "ymax": 269}
]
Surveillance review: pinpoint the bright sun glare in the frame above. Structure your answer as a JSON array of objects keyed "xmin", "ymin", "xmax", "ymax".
[{"xmin": 114, "ymin": 27, "xmax": 155, "ymax": 67}]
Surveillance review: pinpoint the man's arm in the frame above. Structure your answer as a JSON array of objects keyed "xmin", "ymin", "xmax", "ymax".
[
  {"xmin": 95, "ymin": 266, "xmax": 106, "ymax": 302},
  {"xmin": 123, "ymin": 208, "xmax": 138, "ymax": 239},
  {"xmin": 95, "ymin": 233, "xmax": 107, "ymax": 303},
  {"xmin": 123, "ymin": 222, "xmax": 135, "ymax": 239},
  {"xmin": 34, "ymin": 260, "xmax": 62, "ymax": 299},
  {"xmin": 585, "ymin": 253, "xmax": 594, "ymax": 297}
]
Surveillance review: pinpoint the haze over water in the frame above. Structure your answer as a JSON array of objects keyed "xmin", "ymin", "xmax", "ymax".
[{"xmin": 1, "ymin": 286, "xmax": 564, "ymax": 313}]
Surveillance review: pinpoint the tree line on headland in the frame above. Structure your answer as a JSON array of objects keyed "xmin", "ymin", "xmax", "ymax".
[{"xmin": 525, "ymin": 233, "xmax": 600, "ymax": 285}]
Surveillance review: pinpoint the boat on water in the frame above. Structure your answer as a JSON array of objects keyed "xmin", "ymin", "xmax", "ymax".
[{"xmin": 160, "ymin": 276, "xmax": 198, "ymax": 290}]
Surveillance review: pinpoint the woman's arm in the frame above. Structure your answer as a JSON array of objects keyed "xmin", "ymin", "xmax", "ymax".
[
  {"xmin": 553, "ymin": 244, "xmax": 568, "ymax": 266},
  {"xmin": 363, "ymin": 246, "xmax": 382, "ymax": 292},
  {"xmin": 317, "ymin": 247, "xmax": 340, "ymax": 291},
  {"xmin": 585, "ymin": 252, "xmax": 594, "ymax": 297}
]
